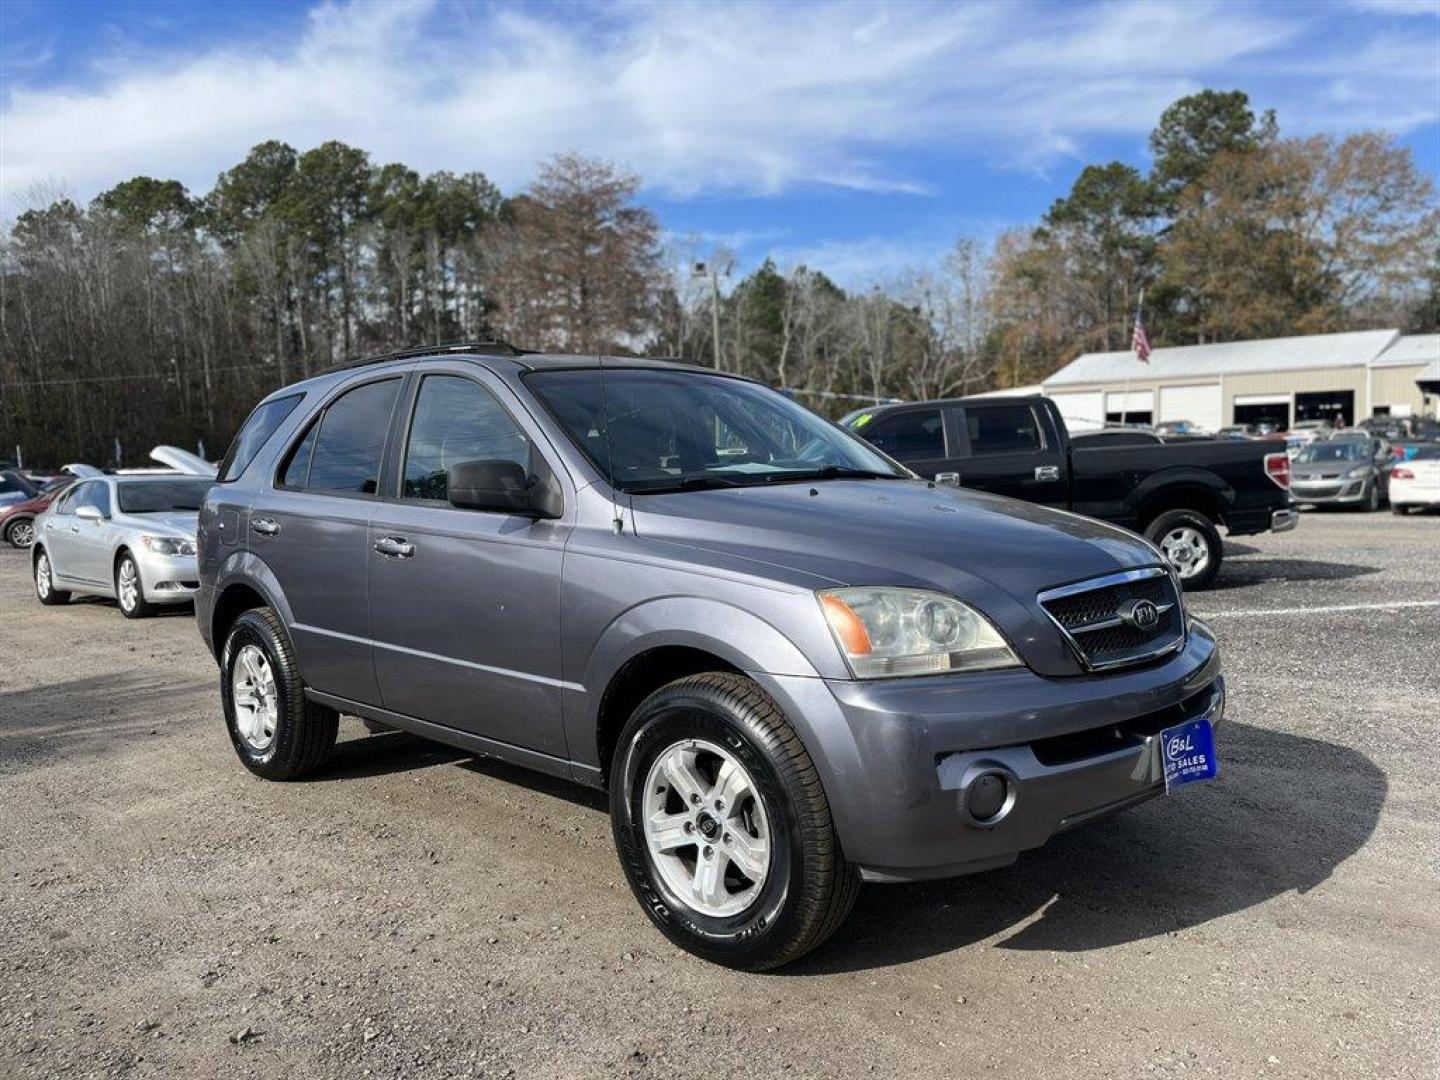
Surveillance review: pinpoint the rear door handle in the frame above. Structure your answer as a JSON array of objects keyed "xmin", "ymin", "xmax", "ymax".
[
  {"xmin": 1035, "ymin": 465, "xmax": 1061, "ymax": 482},
  {"xmin": 250, "ymin": 517, "xmax": 281, "ymax": 537},
  {"xmin": 373, "ymin": 535, "xmax": 415, "ymax": 559}
]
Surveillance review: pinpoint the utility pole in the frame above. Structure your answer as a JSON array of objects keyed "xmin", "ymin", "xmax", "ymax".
[{"xmin": 694, "ymin": 257, "xmax": 733, "ymax": 372}]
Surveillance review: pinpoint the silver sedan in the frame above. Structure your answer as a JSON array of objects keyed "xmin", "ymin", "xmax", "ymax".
[{"xmin": 32, "ymin": 475, "xmax": 210, "ymax": 618}]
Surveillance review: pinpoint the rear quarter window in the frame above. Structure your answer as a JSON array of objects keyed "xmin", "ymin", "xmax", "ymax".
[{"xmin": 217, "ymin": 393, "xmax": 305, "ymax": 482}]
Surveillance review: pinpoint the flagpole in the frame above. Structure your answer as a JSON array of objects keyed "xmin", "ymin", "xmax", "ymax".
[{"xmin": 1122, "ymin": 287, "xmax": 1146, "ymax": 429}]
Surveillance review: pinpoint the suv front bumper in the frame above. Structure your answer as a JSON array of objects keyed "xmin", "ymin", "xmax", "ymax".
[{"xmin": 759, "ymin": 621, "xmax": 1223, "ymax": 883}]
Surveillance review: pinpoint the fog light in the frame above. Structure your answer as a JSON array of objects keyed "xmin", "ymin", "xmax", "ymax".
[{"xmin": 967, "ymin": 773, "xmax": 1009, "ymax": 822}]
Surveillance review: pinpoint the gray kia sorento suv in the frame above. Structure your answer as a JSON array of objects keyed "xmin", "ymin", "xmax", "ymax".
[{"xmin": 198, "ymin": 343, "xmax": 1225, "ymax": 970}]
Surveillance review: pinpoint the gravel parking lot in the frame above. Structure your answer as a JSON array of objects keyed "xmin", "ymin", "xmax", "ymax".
[{"xmin": 2, "ymin": 511, "xmax": 1437, "ymax": 1080}]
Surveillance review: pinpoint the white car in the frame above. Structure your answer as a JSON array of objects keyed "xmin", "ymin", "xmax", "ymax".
[
  {"xmin": 1390, "ymin": 446, "xmax": 1440, "ymax": 514},
  {"xmin": 32, "ymin": 474, "xmax": 211, "ymax": 618}
]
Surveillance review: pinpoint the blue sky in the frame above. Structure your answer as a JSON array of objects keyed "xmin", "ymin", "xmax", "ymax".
[{"xmin": 2, "ymin": 0, "xmax": 1437, "ymax": 285}]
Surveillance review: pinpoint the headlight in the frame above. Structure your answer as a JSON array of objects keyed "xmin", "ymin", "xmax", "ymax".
[
  {"xmin": 1345, "ymin": 466, "xmax": 1369, "ymax": 479},
  {"xmin": 818, "ymin": 587, "xmax": 1022, "ymax": 678},
  {"xmin": 141, "ymin": 535, "xmax": 196, "ymax": 556}
]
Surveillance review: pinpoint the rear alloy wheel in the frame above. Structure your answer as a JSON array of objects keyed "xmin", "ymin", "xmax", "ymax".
[
  {"xmin": 6, "ymin": 517, "xmax": 36, "ymax": 549},
  {"xmin": 221, "ymin": 607, "xmax": 338, "ymax": 780},
  {"xmin": 34, "ymin": 548, "xmax": 71, "ymax": 605},
  {"xmin": 611, "ymin": 672, "xmax": 859, "ymax": 971},
  {"xmin": 115, "ymin": 552, "xmax": 155, "ymax": 619},
  {"xmin": 1145, "ymin": 509, "xmax": 1223, "ymax": 591}
]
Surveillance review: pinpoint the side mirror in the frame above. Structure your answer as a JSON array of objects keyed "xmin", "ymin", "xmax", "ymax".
[
  {"xmin": 447, "ymin": 460, "xmax": 561, "ymax": 518},
  {"xmin": 934, "ymin": 471, "xmax": 962, "ymax": 488},
  {"xmin": 75, "ymin": 504, "xmax": 104, "ymax": 522}
]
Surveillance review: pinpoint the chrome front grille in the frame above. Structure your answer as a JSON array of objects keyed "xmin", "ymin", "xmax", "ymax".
[{"xmin": 1038, "ymin": 568, "xmax": 1185, "ymax": 672}]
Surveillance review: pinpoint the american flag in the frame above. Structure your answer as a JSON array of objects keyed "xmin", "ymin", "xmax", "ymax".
[{"xmin": 1132, "ymin": 296, "xmax": 1151, "ymax": 364}]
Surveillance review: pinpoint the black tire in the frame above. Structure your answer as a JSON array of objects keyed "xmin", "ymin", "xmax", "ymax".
[
  {"xmin": 33, "ymin": 546, "xmax": 70, "ymax": 605},
  {"xmin": 115, "ymin": 551, "xmax": 156, "ymax": 619},
  {"xmin": 5, "ymin": 515, "xmax": 36, "ymax": 549},
  {"xmin": 221, "ymin": 607, "xmax": 338, "ymax": 780},
  {"xmin": 1362, "ymin": 482, "xmax": 1380, "ymax": 512},
  {"xmin": 1144, "ymin": 508, "xmax": 1224, "ymax": 592},
  {"xmin": 1391, "ymin": 503, "xmax": 1409, "ymax": 515},
  {"xmin": 610, "ymin": 672, "xmax": 859, "ymax": 971}
]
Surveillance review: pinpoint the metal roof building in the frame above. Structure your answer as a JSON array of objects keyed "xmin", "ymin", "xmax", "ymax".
[{"xmin": 1041, "ymin": 329, "xmax": 1439, "ymax": 432}]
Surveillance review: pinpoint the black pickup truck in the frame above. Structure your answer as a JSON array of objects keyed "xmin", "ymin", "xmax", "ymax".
[{"xmin": 844, "ymin": 395, "xmax": 1296, "ymax": 589}]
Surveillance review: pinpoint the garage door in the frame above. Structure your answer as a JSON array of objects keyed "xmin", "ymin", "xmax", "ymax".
[
  {"xmin": 1047, "ymin": 391, "xmax": 1104, "ymax": 431},
  {"xmin": 1159, "ymin": 384, "xmax": 1222, "ymax": 433}
]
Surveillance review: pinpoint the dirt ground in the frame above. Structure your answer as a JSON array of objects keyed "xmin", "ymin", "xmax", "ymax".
[{"xmin": 2, "ymin": 511, "xmax": 1437, "ymax": 1079}]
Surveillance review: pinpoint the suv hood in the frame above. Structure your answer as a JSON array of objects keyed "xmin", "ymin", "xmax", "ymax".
[{"xmin": 629, "ymin": 479, "xmax": 1163, "ymax": 677}]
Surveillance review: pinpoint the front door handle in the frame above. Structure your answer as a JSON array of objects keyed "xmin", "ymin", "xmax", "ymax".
[
  {"xmin": 373, "ymin": 535, "xmax": 415, "ymax": 559},
  {"xmin": 1035, "ymin": 465, "xmax": 1061, "ymax": 482},
  {"xmin": 250, "ymin": 517, "xmax": 281, "ymax": 537}
]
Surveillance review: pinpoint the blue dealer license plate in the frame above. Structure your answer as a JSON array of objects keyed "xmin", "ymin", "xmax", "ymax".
[{"xmin": 1160, "ymin": 717, "xmax": 1218, "ymax": 791}]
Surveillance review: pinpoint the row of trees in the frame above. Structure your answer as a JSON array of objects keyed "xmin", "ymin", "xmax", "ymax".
[{"xmin": 1, "ymin": 90, "xmax": 1435, "ymax": 466}]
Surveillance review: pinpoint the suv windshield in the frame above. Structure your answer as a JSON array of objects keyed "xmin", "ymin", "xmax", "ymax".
[
  {"xmin": 528, "ymin": 369, "xmax": 905, "ymax": 493},
  {"xmin": 1294, "ymin": 442, "xmax": 1367, "ymax": 464},
  {"xmin": 116, "ymin": 478, "xmax": 212, "ymax": 513}
]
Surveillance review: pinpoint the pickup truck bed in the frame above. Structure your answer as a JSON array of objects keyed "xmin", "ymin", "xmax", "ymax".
[{"xmin": 844, "ymin": 395, "xmax": 1296, "ymax": 589}]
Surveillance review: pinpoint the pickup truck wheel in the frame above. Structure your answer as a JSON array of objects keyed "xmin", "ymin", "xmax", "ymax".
[
  {"xmin": 610, "ymin": 672, "xmax": 859, "ymax": 971},
  {"xmin": 1145, "ymin": 509, "xmax": 1223, "ymax": 592},
  {"xmin": 221, "ymin": 607, "xmax": 338, "ymax": 780}
]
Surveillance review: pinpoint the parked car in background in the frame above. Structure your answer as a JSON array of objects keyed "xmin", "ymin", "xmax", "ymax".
[
  {"xmin": 0, "ymin": 469, "xmax": 39, "ymax": 508},
  {"xmin": 0, "ymin": 479, "xmax": 75, "ymax": 548},
  {"xmin": 1154, "ymin": 420, "xmax": 1209, "ymax": 437},
  {"xmin": 1389, "ymin": 445, "xmax": 1440, "ymax": 514},
  {"xmin": 197, "ymin": 346, "xmax": 1225, "ymax": 970},
  {"xmin": 32, "ymin": 474, "xmax": 210, "ymax": 617},
  {"xmin": 1069, "ymin": 428, "xmax": 1163, "ymax": 447},
  {"xmin": 845, "ymin": 395, "xmax": 1295, "ymax": 590},
  {"xmin": 1289, "ymin": 436, "xmax": 1392, "ymax": 511},
  {"xmin": 1216, "ymin": 424, "xmax": 1258, "ymax": 440}
]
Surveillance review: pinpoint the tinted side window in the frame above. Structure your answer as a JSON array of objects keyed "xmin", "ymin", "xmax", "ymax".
[
  {"xmin": 289, "ymin": 379, "xmax": 400, "ymax": 494},
  {"xmin": 280, "ymin": 424, "xmax": 318, "ymax": 488},
  {"xmin": 0, "ymin": 473, "xmax": 26, "ymax": 495},
  {"xmin": 868, "ymin": 409, "xmax": 945, "ymax": 460},
  {"xmin": 402, "ymin": 375, "xmax": 531, "ymax": 503},
  {"xmin": 965, "ymin": 406, "xmax": 1042, "ymax": 456},
  {"xmin": 83, "ymin": 482, "xmax": 113, "ymax": 516},
  {"xmin": 218, "ymin": 393, "xmax": 304, "ymax": 482},
  {"xmin": 54, "ymin": 483, "xmax": 84, "ymax": 514}
]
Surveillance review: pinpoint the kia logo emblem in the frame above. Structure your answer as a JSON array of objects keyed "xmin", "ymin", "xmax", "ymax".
[{"xmin": 1119, "ymin": 599, "xmax": 1160, "ymax": 631}]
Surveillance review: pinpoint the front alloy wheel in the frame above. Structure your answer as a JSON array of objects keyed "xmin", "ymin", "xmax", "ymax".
[
  {"xmin": 116, "ymin": 553, "xmax": 154, "ymax": 618},
  {"xmin": 642, "ymin": 739, "xmax": 771, "ymax": 918},
  {"xmin": 611, "ymin": 672, "xmax": 859, "ymax": 971}
]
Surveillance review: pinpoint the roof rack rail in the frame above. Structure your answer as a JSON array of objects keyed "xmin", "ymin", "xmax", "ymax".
[{"xmin": 326, "ymin": 339, "xmax": 533, "ymax": 373}]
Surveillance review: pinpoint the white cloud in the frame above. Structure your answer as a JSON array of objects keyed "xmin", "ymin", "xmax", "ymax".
[{"xmin": 1, "ymin": 0, "xmax": 1435, "ymax": 208}]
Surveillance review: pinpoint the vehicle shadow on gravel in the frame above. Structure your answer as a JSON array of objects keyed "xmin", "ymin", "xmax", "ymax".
[
  {"xmin": 789, "ymin": 719, "xmax": 1385, "ymax": 975},
  {"xmin": 306, "ymin": 728, "xmax": 610, "ymax": 812},
  {"xmin": 1205, "ymin": 557, "xmax": 1380, "ymax": 592},
  {"xmin": 0, "ymin": 671, "xmax": 212, "ymax": 763}
]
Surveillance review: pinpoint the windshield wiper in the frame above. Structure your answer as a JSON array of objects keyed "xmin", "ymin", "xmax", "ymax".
[
  {"xmin": 762, "ymin": 466, "xmax": 900, "ymax": 483},
  {"xmin": 631, "ymin": 475, "xmax": 752, "ymax": 494}
]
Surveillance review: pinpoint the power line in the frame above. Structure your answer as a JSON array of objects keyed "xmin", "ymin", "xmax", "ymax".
[{"xmin": 0, "ymin": 362, "xmax": 285, "ymax": 390}]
